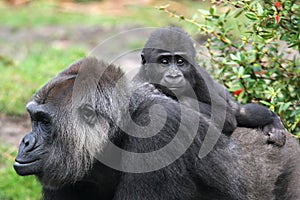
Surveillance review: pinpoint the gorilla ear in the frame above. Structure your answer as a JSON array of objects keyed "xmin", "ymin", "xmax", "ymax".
[{"xmin": 141, "ymin": 53, "xmax": 146, "ymax": 65}]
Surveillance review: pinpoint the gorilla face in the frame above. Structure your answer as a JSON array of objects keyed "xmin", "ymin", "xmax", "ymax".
[
  {"xmin": 14, "ymin": 59, "xmax": 113, "ymax": 189},
  {"xmin": 14, "ymin": 101, "xmax": 52, "ymax": 177},
  {"xmin": 140, "ymin": 27, "xmax": 199, "ymax": 100},
  {"xmin": 143, "ymin": 49, "xmax": 195, "ymax": 97}
]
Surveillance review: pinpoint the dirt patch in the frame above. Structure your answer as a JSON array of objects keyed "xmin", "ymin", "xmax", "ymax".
[{"xmin": 0, "ymin": 114, "xmax": 30, "ymax": 147}]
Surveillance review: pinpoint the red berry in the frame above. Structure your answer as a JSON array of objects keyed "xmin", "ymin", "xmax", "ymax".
[
  {"xmin": 232, "ymin": 88, "xmax": 243, "ymax": 96},
  {"xmin": 274, "ymin": 2, "xmax": 282, "ymax": 10}
]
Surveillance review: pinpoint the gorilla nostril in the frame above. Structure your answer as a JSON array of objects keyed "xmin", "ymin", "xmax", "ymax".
[
  {"xmin": 22, "ymin": 134, "xmax": 36, "ymax": 152},
  {"xmin": 23, "ymin": 137, "xmax": 30, "ymax": 146},
  {"xmin": 167, "ymin": 74, "xmax": 182, "ymax": 79},
  {"xmin": 25, "ymin": 140, "xmax": 30, "ymax": 147}
]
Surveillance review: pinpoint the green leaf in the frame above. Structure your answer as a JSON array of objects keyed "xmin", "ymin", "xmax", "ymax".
[
  {"xmin": 198, "ymin": 9, "xmax": 209, "ymax": 15},
  {"xmin": 242, "ymin": 74, "xmax": 251, "ymax": 78},
  {"xmin": 260, "ymin": 100, "xmax": 272, "ymax": 106},
  {"xmin": 225, "ymin": 61, "xmax": 239, "ymax": 65},
  {"xmin": 260, "ymin": 33, "xmax": 274, "ymax": 40},
  {"xmin": 232, "ymin": 66, "xmax": 239, "ymax": 73},
  {"xmin": 255, "ymin": 3, "xmax": 264, "ymax": 16},
  {"xmin": 225, "ymin": 9, "xmax": 231, "ymax": 17},
  {"xmin": 209, "ymin": 6, "xmax": 216, "ymax": 15},
  {"xmin": 238, "ymin": 66, "xmax": 245, "ymax": 75},
  {"xmin": 245, "ymin": 12, "xmax": 258, "ymax": 20},
  {"xmin": 158, "ymin": 4, "xmax": 170, "ymax": 10},
  {"xmin": 230, "ymin": 54, "xmax": 239, "ymax": 61},
  {"xmin": 234, "ymin": 9, "xmax": 244, "ymax": 18},
  {"xmin": 221, "ymin": 37, "xmax": 232, "ymax": 45},
  {"xmin": 281, "ymin": 102, "xmax": 291, "ymax": 113}
]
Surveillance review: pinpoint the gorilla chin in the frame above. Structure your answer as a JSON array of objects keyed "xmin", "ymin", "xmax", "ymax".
[
  {"xmin": 14, "ymin": 159, "xmax": 41, "ymax": 176},
  {"xmin": 158, "ymin": 82, "xmax": 186, "ymax": 97},
  {"xmin": 14, "ymin": 131, "xmax": 45, "ymax": 176}
]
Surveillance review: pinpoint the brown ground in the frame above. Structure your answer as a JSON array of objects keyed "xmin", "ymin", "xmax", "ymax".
[{"xmin": 0, "ymin": 114, "xmax": 31, "ymax": 147}]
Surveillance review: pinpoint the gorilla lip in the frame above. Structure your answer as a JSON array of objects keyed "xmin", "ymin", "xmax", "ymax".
[
  {"xmin": 14, "ymin": 159, "xmax": 40, "ymax": 175},
  {"xmin": 168, "ymin": 87, "xmax": 181, "ymax": 89},
  {"xmin": 14, "ymin": 159, "xmax": 39, "ymax": 168},
  {"xmin": 167, "ymin": 86, "xmax": 184, "ymax": 91}
]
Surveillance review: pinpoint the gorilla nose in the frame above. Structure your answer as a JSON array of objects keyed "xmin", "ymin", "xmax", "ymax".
[
  {"xmin": 166, "ymin": 74, "xmax": 182, "ymax": 79},
  {"xmin": 165, "ymin": 73, "xmax": 183, "ymax": 84},
  {"xmin": 21, "ymin": 134, "xmax": 37, "ymax": 152}
]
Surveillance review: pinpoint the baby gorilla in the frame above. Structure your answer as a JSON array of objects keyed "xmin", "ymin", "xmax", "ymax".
[{"xmin": 134, "ymin": 26, "xmax": 286, "ymax": 146}]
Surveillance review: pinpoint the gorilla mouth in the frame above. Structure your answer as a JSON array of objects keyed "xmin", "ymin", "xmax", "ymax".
[
  {"xmin": 14, "ymin": 159, "xmax": 40, "ymax": 176},
  {"xmin": 167, "ymin": 86, "xmax": 185, "ymax": 92},
  {"xmin": 168, "ymin": 87, "xmax": 181, "ymax": 90}
]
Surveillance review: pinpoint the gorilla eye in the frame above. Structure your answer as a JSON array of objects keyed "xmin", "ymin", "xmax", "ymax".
[
  {"xmin": 34, "ymin": 112, "xmax": 51, "ymax": 124},
  {"xmin": 160, "ymin": 58, "xmax": 169, "ymax": 65},
  {"xmin": 33, "ymin": 112, "xmax": 51, "ymax": 132},
  {"xmin": 39, "ymin": 121, "xmax": 51, "ymax": 132},
  {"xmin": 177, "ymin": 58, "xmax": 185, "ymax": 66},
  {"xmin": 79, "ymin": 104, "xmax": 97, "ymax": 126}
]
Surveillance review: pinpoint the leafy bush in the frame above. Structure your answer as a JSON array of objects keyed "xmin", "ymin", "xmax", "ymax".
[{"xmin": 158, "ymin": 0, "xmax": 300, "ymax": 137}]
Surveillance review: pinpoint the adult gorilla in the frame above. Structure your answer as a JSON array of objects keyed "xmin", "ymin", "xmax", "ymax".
[
  {"xmin": 14, "ymin": 57, "xmax": 300, "ymax": 200},
  {"xmin": 134, "ymin": 26, "xmax": 286, "ymax": 146},
  {"xmin": 14, "ymin": 57, "xmax": 238, "ymax": 199}
]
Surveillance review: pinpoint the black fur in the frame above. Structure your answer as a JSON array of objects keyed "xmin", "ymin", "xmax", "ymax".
[{"xmin": 14, "ymin": 57, "xmax": 300, "ymax": 200}]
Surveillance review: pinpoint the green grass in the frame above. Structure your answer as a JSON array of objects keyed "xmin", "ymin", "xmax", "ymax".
[
  {"xmin": 0, "ymin": 143, "xmax": 41, "ymax": 200},
  {"xmin": 0, "ymin": 1, "xmax": 177, "ymax": 28},
  {"xmin": 0, "ymin": 45, "xmax": 86, "ymax": 115},
  {"xmin": 0, "ymin": 1, "xmax": 120, "ymax": 28},
  {"xmin": 0, "ymin": 0, "xmax": 206, "ymax": 28}
]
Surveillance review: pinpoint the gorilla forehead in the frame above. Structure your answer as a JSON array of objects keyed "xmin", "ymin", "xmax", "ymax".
[
  {"xmin": 32, "ymin": 58, "xmax": 124, "ymax": 106},
  {"xmin": 143, "ymin": 27, "xmax": 196, "ymax": 58}
]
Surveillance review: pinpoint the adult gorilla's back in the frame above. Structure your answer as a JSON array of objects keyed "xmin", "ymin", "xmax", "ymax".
[{"xmin": 231, "ymin": 128, "xmax": 300, "ymax": 199}]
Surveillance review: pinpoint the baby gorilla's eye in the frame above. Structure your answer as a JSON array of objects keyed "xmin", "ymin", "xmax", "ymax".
[
  {"xmin": 177, "ymin": 58, "xmax": 185, "ymax": 66},
  {"xmin": 160, "ymin": 58, "xmax": 169, "ymax": 65}
]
